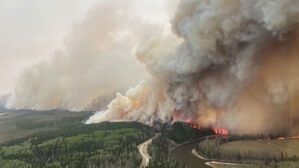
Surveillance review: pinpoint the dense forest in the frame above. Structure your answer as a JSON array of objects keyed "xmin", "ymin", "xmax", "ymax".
[
  {"xmin": 164, "ymin": 122, "xmax": 214, "ymax": 144},
  {"xmin": 147, "ymin": 134, "xmax": 185, "ymax": 168},
  {"xmin": 0, "ymin": 110, "xmax": 215, "ymax": 168},
  {"xmin": 0, "ymin": 121, "xmax": 154, "ymax": 168}
]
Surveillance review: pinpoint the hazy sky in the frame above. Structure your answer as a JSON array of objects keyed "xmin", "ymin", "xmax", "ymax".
[{"xmin": 0, "ymin": 0, "xmax": 170, "ymax": 95}]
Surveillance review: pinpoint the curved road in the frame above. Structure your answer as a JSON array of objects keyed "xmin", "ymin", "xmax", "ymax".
[
  {"xmin": 171, "ymin": 136, "xmax": 241, "ymax": 168},
  {"xmin": 170, "ymin": 140, "xmax": 210, "ymax": 168},
  {"xmin": 138, "ymin": 135, "xmax": 214, "ymax": 168},
  {"xmin": 138, "ymin": 134, "xmax": 158, "ymax": 168},
  {"xmin": 138, "ymin": 135, "xmax": 239, "ymax": 168},
  {"xmin": 192, "ymin": 149, "xmax": 245, "ymax": 168}
]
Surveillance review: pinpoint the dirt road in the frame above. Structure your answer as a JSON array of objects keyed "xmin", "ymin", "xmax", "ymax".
[
  {"xmin": 138, "ymin": 134, "xmax": 158, "ymax": 168},
  {"xmin": 192, "ymin": 148, "xmax": 246, "ymax": 168}
]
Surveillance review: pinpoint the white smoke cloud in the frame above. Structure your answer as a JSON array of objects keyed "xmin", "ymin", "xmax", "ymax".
[
  {"xmin": 89, "ymin": 0, "xmax": 299, "ymax": 135},
  {"xmin": 6, "ymin": 0, "xmax": 299, "ymax": 135},
  {"xmin": 6, "ymin": 0, "xmax": 173, "ymax": 111}
]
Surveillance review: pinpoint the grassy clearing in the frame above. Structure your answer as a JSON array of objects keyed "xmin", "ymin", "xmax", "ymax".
[
  {"xmin": 220, "ymin": 139, "xmax": 299, "ymax": 160},
  {"xmin": 197, "ymin": 139, "xmax": 299, "ymax": 168},
  {"xmin": 208, "ymin": 163, "xmax": 258, "ymax": 168},
  {"xmin": 209, "ymin": 161, "xmax": 299, "ymax": 168}
]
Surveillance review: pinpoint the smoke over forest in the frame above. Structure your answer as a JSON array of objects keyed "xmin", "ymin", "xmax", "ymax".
[
  {"xmin": 6, "ymin": 0, "xmax": 157, "ymax": 111},
  {"xmin": 7, "ymin": 0, "xmax": 299, "ymax": 135}
]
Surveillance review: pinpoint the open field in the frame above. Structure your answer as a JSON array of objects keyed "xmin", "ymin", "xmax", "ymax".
[
  {"xmin": 207, "ymin": 162, "xmax": 257, "ymax": 168},
  {"xmin": 0, "ymin": 110, "xmax": 93, "ymax": 144},
  {"xmin": 197, "ymin": 138, "xmax": 299, "ymax": 168},
  {"xmin": 209, "ymin": 161, "xmax": 299, "ymax": 168},
  {"xmin": 220, "ymin": 139, "xmax": 299, "ymax": 159}
]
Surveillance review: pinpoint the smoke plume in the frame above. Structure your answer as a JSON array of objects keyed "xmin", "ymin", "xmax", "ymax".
[
  {"xmin": 88, "ymin": 0, "xmax": 299, "ymax": 135},
  {"xmin": 6, "ymin": 0, "xmax": 165, "ymax": 111},
  {"xmin": 6, "ymin": 0, "xmax": 299, "ymax": 135}
]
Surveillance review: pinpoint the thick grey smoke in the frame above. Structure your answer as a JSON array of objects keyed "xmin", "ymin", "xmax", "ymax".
[
  {"xmin": 88, "ymin": 0, "xmax": 299, "ymax": 135},
  {"xmin": 6, "ymin": 0, "xmax": 165, "ymax": 111}
]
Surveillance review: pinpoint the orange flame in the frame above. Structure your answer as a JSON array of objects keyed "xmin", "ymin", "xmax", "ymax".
[
  {"xmin": 278, "ymin": 136, "xmax": 299, "ymax": 140},
  {"xmin": 292, "ymin": 136, "xmax": 299, "ymax": 139},
  {"xmin": 214, "ymin": 128, "xmax": 229, "ymax": 135},
  {"xmin": 186, "ymin": 118, "xmax": 192, "ymax": 124},
  {"xmin": 185, "ymin": 118, "xmax": 201, "ymax": 130}
]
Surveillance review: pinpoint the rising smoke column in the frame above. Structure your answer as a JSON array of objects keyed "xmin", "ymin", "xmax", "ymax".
[
  {"xmin": 6, "ymin": 0, "xmax": 166, "ymax": 111},
  {"xmin": 88, "ymin": 0, "xmax": 299, "ymax": 135}
]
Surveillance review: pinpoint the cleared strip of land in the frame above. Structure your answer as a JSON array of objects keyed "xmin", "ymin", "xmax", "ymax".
[
  {"xmin": 195, "ymin": 138, "xmax": 299, "ymax": 168},
  {"xmin": 138, "ymin": 137, "xmax": 153, "ymax": 168},
  {"xmin": 138, "ymin": 134, "xmax": 159, "ymax": 168},
  {"xmin": 220, "ymin": 139, "xmax": 299, "ymax": 158}
]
